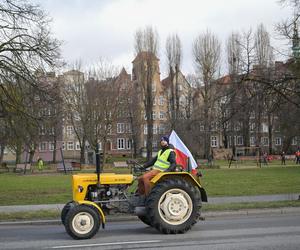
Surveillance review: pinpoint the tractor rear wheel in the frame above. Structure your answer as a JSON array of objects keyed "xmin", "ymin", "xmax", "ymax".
[
  {"xmin": 64, "ymin": 204, "xmax": 100, "ymax": 240},
  {"xmin": 138, "ymin": 215, "xmax": 152, "ymax": 226},
  {"xmin": 146, "ymin": 178, "xmax": 201, "ymax": 234}
]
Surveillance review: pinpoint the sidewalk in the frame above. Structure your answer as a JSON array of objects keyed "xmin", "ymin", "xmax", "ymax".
[{"xmin": 0, "ymin": 193, "xmax": 299, "ymax": 213}]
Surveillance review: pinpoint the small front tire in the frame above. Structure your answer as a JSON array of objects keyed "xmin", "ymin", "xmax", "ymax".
[
  {"xmin": 61, "ymin": 201, "xmax": 75, "ymax": 225},
  {"xmin": 64, "ymin": 205, "xmax": 100, "ymax": 240}
]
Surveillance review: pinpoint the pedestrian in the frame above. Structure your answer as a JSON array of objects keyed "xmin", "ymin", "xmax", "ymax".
[
  {"xmin": 138, "ymin": 136, "xmax": 176, "ymax": 197},
  {"xmin": 38, "ymin": 158, "xmax": 44, "ymax": 171},
  {"xmin": 263, "ymin": 152, "xmax": 268, "ymax": 166},
  {"xmin": 280, "ymin": 151, "xmax": 286, "ymax": 165},
  {"xmin": 296, "ymin": 150, "xmax": 300, "ymax": 164},
  {"xmin": 208, "ymin": 152, "xmax": 214, "ymax": 167}
]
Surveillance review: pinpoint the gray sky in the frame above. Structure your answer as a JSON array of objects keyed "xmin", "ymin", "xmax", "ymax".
[{"xmin": 37, "ymin": 0, "xmax": 293, "ymax": 77}]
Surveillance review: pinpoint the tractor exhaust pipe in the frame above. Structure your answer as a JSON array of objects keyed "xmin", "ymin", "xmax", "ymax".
[{"xmin": 95, "ymin": 143, "xmax": 101, "ymax": 188}]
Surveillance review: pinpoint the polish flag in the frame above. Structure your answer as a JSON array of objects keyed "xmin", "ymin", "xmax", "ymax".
[{"xmin": 169, "ymin": 130, "xmax": 198, "ymax": 175}]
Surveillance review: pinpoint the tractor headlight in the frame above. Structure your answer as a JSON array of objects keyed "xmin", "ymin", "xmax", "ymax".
[{"xmin": 78, "ymin": 185, "xmax": 84, "ymax": 193}]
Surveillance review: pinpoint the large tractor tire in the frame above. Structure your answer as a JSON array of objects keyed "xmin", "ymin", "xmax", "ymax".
[
  {"xmin": 64, "ymin": 204, "xmax": 101, "ymax": 240},
  {"xmin": 138, "ymin": 215, "xmax": 152, "ymax": 226},
  {"xmin": 61, "ymin": 201, "xmax": 75, "ymax": 225},
  {"xmin": 146, "ymin": 177, "xmax": 201, "ymax": 234}
]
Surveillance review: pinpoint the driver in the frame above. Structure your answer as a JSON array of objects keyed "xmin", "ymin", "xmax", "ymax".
[{"xmin": 138, "ymin": 136, "xmax": 176, "ymax": 196}]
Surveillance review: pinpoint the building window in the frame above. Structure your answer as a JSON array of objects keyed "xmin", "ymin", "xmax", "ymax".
[
  {"xmin": 234, "ymin": 122, "xmax": 241, "ymax": 131},
  {"xmin": 144, "ymin": 124, "xmax": 148, "ymax": 135},
  {"xmin": 39, "ymin": 125, "xmax": 46, "ymax": 135},
  {"xmin": 153, "ymin": 97, "xmax": 156, "ymax": 106},
  {"xmin": 117, "ymin": 138, "xmax": 125, "ymax": 150},
  {"xmin": 159, "ymin": 96, "xmax": 164, "ymax": 105},
  {"xmin": 48, "ymin": 127, "xmax": 55, "ymax": 135},
  {"xmin": 39, "ymin": 142, "xmax": 47, "ymax": 151},
  {"xmin": 250, "ymin": 123, "xmax": 255, "ymax": 132},
  {"xmin": 67, "ymin": 141, "xmax": 74, "ymax": 150},
  {"xmin": 178, "ymin": 84, "xmax": 183, "ymax": 91},
  {"xmin": 211, "ymin": 136, "xmax": 218, "ymax": 147},
  {"xmin": 49, "ymin": 142, "xmax": 55, "ymax": 151},
  {"xmin": 62, "ymin": 142, "xmax": 65, "ymax": 150},
  {"xmin": 275, "ymin": 137, "xmax": 282, "ymax": 146},
  {"xmin": 159, "ymin": 124, "xmax": 165, "ymax": 134},
  {"xmin": 126, "ymin": 123, "xmax": 132, "ymax": 133},
  {"xmin": 262, "ymin": 123, "xmax": 268, "ymax": 133},
  {"xmin": 126, "ymin": 139, "xmax": 131, "ymax": 149},
  {"xmin": 159, "ymin": 111, "xmax": 165, "ymax": 120},
  {"xmin": 292, "ymin": 137, "xmax": 297, "ymax": 145},
  {"xmin": 236, "ymin": 136, "xmax": 244, "ymax": 146},
  {"xmin": 179, "ymin": 96, "xmax": 185, "ymax": 106},
  {"xmin": 211, "ymin": 122, "xmax": 217, "ymax": 131},
  {"xmin": 76, "ymin": 141, "xmax": 81, "ymax": 150},
  {"xmin": 67, "ymin": 126, "xmax": 73, "ymax": 136},
  {"xmin": 117, "ymin": 123, "xmax": 125, "ymax": 133},
  {"xmin": 153, "ymin": 124, "xmax": 157, "ymax": 134},
  {"xmin": 152, "ymin": 83, "xmax": 156, "ymax": 92},
  {"xmin": 250, "ymin": 137, "xmax": 256, "ymax": 146},
  {"xmin": 153, "ymin": 141, "xmax": 157, "ymax": 148},
  {"xmin": 261, "ymin": 137, "xmax": 269, "ymax": 146},
  {"xmin": 200, "ymin": 125, "xmax": 204, "ymax": 132},
  {"xmin": 152, "ymin": 111, "xmax": 156, "ymax": 120}
]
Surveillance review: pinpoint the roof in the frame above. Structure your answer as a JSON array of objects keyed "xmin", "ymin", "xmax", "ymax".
[{"xmin": 132, "ymin": 51, "xmax": 159, "ymax": 63}]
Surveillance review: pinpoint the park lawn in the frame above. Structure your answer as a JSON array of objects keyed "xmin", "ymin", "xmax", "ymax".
[
  {"xmin": 0, "ymin": 166, "xmax": 299, "ymax": 206},
  {"xmin": 201, "ymin": 166, "xmax": 300, "ymax": 196},
  {"xmin": 0, "ymin": 174, "xmax": 72, "ymax": 206}
]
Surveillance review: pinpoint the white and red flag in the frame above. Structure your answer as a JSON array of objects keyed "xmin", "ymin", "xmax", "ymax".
[{"xmin": 169, "ymin": 130, "xmax": 198, "ymax": 174}]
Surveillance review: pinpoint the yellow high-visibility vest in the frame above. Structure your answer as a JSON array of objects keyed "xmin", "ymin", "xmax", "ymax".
[{"xmin": 153, "ymin": 149, "xmax": 173, "ymax": 171}]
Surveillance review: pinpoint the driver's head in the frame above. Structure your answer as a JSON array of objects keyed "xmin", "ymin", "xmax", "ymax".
[{"xmin": 160, "ymin": 136, "xmax": 169, "ymax": 147}]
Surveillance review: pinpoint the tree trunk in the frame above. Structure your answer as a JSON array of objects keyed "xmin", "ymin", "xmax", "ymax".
[
  {"xmin": 15, "ymin": 143, "xmax": 22, "ymax": 164},
  {"xmin": 29, "ymin": 150, "xmax": 35, "ymax": 164},
  {"xmin": 52, "ymin": 137, "xmax": 57, "ymax": 163},
  {"xmin": 268, "ymin": 114, "xmax": 273, "ymax": 154},
  {"xmin": 0, "ymin": 144, "xmax": 5, "ymax": 165}
]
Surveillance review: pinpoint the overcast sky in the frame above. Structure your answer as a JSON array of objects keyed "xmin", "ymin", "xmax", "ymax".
[{"xmin": 37, "ymin": 0, "xmax": 293, "ymax": 77}]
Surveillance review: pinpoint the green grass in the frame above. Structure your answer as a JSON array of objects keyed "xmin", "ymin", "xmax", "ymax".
[
  {"xmin": 200, "ymin": 166, "xmax": 300, "ymax": 197},
  {"xmin": 0, "ymin": 165, "xmax": 299, "ymax": 206},
  {"xmin": 0, "ymin": 173, "xmax": 72, "ymax": 205},
  {"xmin": 0, "ymin": 209, "xmax": 60, "ymax": 221}
]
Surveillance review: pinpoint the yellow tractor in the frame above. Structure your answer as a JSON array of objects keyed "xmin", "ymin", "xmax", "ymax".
[{"xmin": 61, "ymin": 154, "xmax": 207, "ymax": 240}]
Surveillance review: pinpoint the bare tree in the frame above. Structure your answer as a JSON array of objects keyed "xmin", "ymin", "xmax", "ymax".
[
  {"xmin": 133, "ymin": 26, "xmax": 159, "ymax": 160},
  {"xmin": 166, "ymin": 33, "xmax": 182, "ymax": 129},
  {"xmin": 84, "ymin": 60, "xmax": 120, "ymax": 163},
  {"xmin": 192, "ymin": 30, "xmax": 221, "ymax": 158},
  {"xmin": 0, "ymin": 0, "xmax": 61, "ymax": 118}
]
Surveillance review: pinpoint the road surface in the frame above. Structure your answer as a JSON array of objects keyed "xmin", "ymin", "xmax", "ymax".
[{"xmin": 0, "ymin": 212, "xmax": 300, "ymax": 249}]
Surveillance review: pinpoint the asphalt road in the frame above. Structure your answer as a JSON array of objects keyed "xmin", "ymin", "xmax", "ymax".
[{"xmin": 0, "ymin": 212, "xmax": 300, "ymax": 250}]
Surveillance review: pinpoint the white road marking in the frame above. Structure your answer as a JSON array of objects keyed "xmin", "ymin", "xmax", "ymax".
[{"xmin": 51, "ymin": 240, "xmax": 162, "ymax": 249}]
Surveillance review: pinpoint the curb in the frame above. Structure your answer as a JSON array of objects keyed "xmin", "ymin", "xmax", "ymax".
[{"xmin": 1, "ymin": 207, "xmax": 300, "ymax": 226}]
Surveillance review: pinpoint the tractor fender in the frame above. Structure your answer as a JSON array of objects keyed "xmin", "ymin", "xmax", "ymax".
[
  {"xmin": 150, "ymin": 172, "xmax": 208, "ymax": 202},
  {"xmin": 77, "ymin": 200, "xmax": 106, "ymax": 225}
]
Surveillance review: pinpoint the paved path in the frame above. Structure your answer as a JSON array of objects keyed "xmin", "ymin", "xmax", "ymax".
[{"xmin": 0, "ymin": 193, "xmax": 299, "ymax": 213}]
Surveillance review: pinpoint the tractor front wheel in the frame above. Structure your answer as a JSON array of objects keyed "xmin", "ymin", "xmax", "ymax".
[
  {"xmin": 64, "ymin": 204, "xmax": 101, "ymax": 240},
  {"xmin": 146, "ymin": 178, "xmax": 201, "ymax": 234},
  {"xmin": 61, "ymin": 201, "xmax": 75, "ymax": 225}
]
